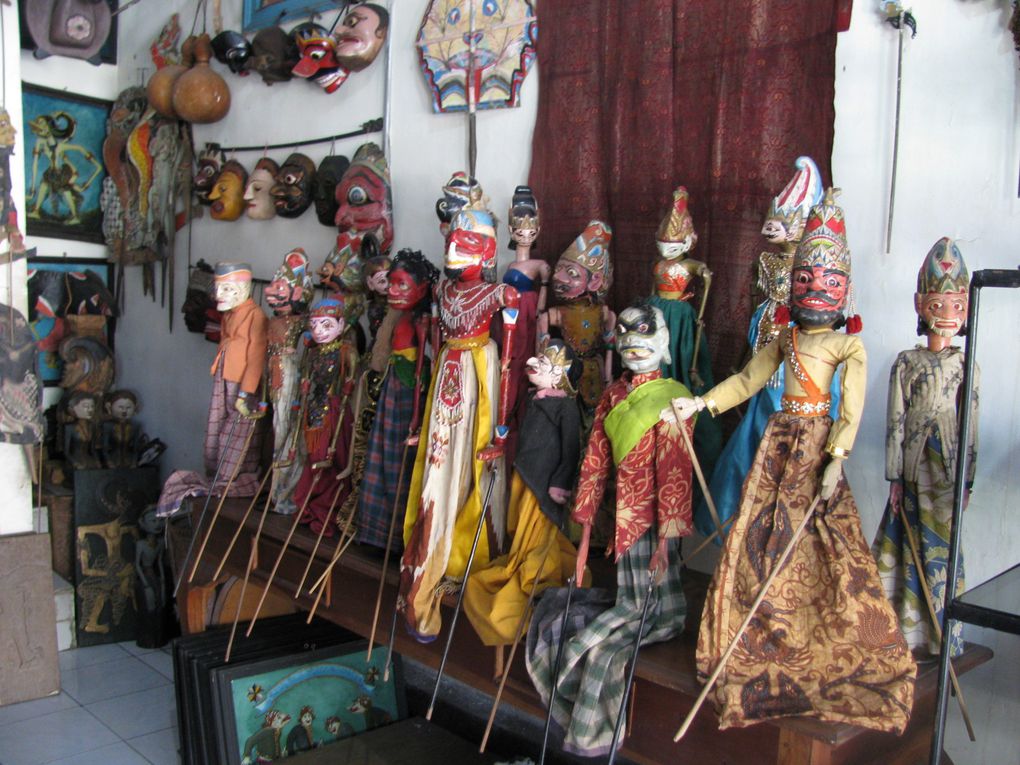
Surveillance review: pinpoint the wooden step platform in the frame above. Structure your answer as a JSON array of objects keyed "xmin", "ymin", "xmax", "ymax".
[{"xmin": 180, "ymin": 497, "xmax": 991, "ymax": 765}]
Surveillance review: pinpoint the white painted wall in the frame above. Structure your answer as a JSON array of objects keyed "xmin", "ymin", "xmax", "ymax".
[{"xmin": 82, "ymin": 0, "xmax": 1020, "ymax": 761}]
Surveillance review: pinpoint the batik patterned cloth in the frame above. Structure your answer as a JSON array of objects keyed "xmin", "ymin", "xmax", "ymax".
[
  {"xmin": 267, "ymin": 314, "xmax": 305, "ymax": 515},
  {"xmin": 525, "ymin": 531, "xmax": 685, "ymax": 757},
  {"xmin": 872, "ymin": 346, "xmax": 978, "ymax": 657},
  {"xmin": 699, "ymin": 412, "xmax": 917, "ymax": 733}
]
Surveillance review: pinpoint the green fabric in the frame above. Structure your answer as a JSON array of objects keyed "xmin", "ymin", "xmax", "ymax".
[
  {"xmin": 391, "ymin": 353, "xmax": 423, "ymax": 390},
  {"xmin": 603, "ymin": 377, "xmax": 690, "ymax": 466}
]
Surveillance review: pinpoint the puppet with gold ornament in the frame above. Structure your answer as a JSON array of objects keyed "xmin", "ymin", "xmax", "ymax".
[
  {"xmin": 666, "ymin": 190, "xmax": 916, "ymax": 733},
  {"xmin": 464, "ymin": 339, "xmax": 581, "ymax": 648},
  {"xmin": 399, "ymin": 208, "xmax": 521, "ymax": 642},
  {"xmin": 263, "ymin": 249, "xmax": 314, "ymax": 515},
  {"xmin": 527, "ymin": 302, "xmax": 693, "ymax": 757},
  {"xmin": 701, "ymin": 157, "xmax": 826, "ymax": 536},
  {"xmin": 540, "ymin": 220, "xmax": 614, "ymax": 418},
  {"xmin": 872, "ymin": 238, "xmax": 977, "ymax": 660}
]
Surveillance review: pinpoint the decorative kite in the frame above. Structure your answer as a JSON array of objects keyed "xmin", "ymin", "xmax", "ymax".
[{"xmin": 416, "ymin": 0, "xmax": 537, "ymax": 114}]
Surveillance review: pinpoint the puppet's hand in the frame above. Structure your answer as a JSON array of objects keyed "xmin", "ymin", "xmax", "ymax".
[
  {"xmin": 661, "ymin": 396, "xmax": 704, "ymax": 423},
  {"xmin": 235, "ymin": 394, "xmax": 265, "ymax": 420},
  {"xmin": 648, "ymin": 536, "xmax": 669, "ymax": 585},
  {"xmin": 820, "ymin": 457, "xmax": 844, "ymax": 500},
  {"xmin": 548, "ymin": 486, "xmax": 571, "ymax": 505},
  {"xmin": 888, "ymin": 480, "xmax": 903, "ymax": 513}
]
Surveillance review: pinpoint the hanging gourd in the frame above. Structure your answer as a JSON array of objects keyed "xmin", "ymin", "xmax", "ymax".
[
  {"xmin": 147, "ymin": 35, "xmax": 194, "ymax": 120},
  {"xmin": 171, "ymin": 33, "xmax": 231, "ymax": 124}
]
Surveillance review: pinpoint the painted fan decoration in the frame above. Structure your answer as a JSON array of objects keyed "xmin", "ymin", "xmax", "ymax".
[{"xmin": 416, "ymin": 0, "xmax": 537, "ymax": 114}]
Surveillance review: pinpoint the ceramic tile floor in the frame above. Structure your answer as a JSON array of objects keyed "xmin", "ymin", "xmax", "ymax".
[{"xmin": 0, "ymin": 642, "xmax": 180, "ymax": 765}]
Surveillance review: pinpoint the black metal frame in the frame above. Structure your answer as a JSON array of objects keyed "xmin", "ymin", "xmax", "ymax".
[{"xmin": 929, "ymin": 267, "xmax": 1020, "ymax": 764}]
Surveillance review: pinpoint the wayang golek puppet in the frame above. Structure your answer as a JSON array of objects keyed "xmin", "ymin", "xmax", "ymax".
[
  {"xmin": 667, "ymin": 190, "xmax": 916, "ymax": 734},
  {"xmin": 292, "ymin": 297, "xmax": 358, "ymax": 538},
  {"xmin": 464, "ymin": 340, "xmax": 581, "ymax": 648},
  {"xmin": 357, "ymin": 249, "xmax": 440, "ymax": 550},
  {"xmin": 317, "ymin": 240, "xmax": 367, "ymax": 355},
  {"xmin": 362, "ymin": 254, "xmax": 393, "ymax": 346},
  {"xmin": 399, "ymin": 207, "xmax": 520, "ymax": 642},
  {"xmin": 872, "ymin": 237, "xmax": 976, "ymax": 660},
  {"xmin": 539, "ymin": 220, "xmax": 615, "ymax": 418},
  {"xmin": 263, "ymin": 249, "xmax": 314, "ymax": 515},
  {"xmin": 701, "ymin": 156, "xmax": 826, "ymax": 537},
  {"xmin": 526, "ymin": 302, "xmax": 694, "ymax": 758},
  {"xmin": 435, "ymin": 171, "xmax": 484, "ymax": 241},
  {"xmin": 243, "ymin": 157, "xmax": 279, "ymax": 221}
]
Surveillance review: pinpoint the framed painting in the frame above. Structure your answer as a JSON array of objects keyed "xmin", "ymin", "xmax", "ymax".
[
  {"xmin": 18, "ymin": 0, "xmax": 119, "ymax": 66},
  {"xmin": 22, "ymin": 85, "xmax": 110, "ymax": 243},
  {"xmin": 213, "ymin": 642, "xmax": 405, "ymax": 764},
  {"xmin": 73, "ymin": 467, "xmax": 159, "ymax": 647},
  {"xmin": 242, "ymin": 0, "xmax": 347, "ymax": 32},
  {"xmin": 26, "ymin": 256, "xmax": 116, "ymax": 386}
]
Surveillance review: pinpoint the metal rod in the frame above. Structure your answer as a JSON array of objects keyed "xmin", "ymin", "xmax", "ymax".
[
  {"xmin": 608, "ymin": 576, "xmax": 657, "ymax": 764},
  {"xmin": 538, "ymin": 576, "xmax": 576, "ymax": 765},
  {"xmin": 885, "ymin": 14, "xmax": 906, "ymax": 254}
]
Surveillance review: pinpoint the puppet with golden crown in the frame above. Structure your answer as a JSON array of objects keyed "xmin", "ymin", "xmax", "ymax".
[
  {"xmin": 872, "ymin": 238, "xmax": 976, "ymax": 660},
  {"xmin": 464, "ymin": 340, "xmax": 581, "ymax": 648},
  {"xmin": 700, "ymin": 157, "xmax": 826, "ymax": 536},
  {"xmin": 667, "ymin": 190, "xmax": 916, "ymax": 733},
  {"xmin": 540, "ymin": 221, "xmax": 615, "ymax": 418},
  {"xmin": 399, "ymin": 207, "xmax": 520, "ymax": 642}
]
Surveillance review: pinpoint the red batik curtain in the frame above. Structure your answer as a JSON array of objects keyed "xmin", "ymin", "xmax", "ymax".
[{"xmin": 529, "ymin": 0, "xmax": 838, "ymax": 377}]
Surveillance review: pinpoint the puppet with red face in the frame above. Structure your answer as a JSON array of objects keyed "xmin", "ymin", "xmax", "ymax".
[
  {"xmin": 399, "ymin": 208, "xmax": 521, "ymax": 642},
  {"xmin": 665, "ymin": 190, "xmax": 915, "ymax": 734}
]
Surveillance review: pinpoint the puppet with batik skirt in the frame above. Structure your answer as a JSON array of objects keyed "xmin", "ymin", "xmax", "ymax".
[
  {"xmin": 263, "ymin": 248, "xmax": 314, "ymax": 515},
  {"xmin": 357, "ymin": 249, "xmax": 440, "ymax": 550},
  {"xmin": 526, "ymin": 303, "xmax": 693, "ymax": 757},
  {"xmin": 668, "ymin": 190, "xmax": 917, "ymax": 733},
  {"xmin": 873, "ymin": 238, "xmax": 976, "ymax": 659},
  {"xmin": 465, "ymin": 340, "xmax": 581, "ymax": 647},
  {"xmin": 399, "ymin": 208, "xmax": 520, "ymax": 642},
  {"xmin": 293, "ymin": 297, "xmax": 358, "ymax": 537}
]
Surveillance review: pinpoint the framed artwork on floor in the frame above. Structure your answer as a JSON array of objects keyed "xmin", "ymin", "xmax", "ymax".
[
  {"xmin": 26, "ymin": 256, "xmax": 116, "ymax": 386},
  {"xmin": 242, "ymin": 0, "xmax": 347, "ymax": 32},
  {"xmin": 213, "ymin": 642, "xmax": 405, "ymax": 764},
  {"xmin": 22, "ymin": 84, "xmax": 110, "ymax": 243}
]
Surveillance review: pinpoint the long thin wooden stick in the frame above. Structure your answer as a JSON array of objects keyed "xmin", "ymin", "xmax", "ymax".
[
  {"xmin": 211, "ymin": 468, "xmax": 272, "ymax": 580},
  {"xmin": 224, "ymin": 540, "xmax": 257, "ymax": 663},
  {"xmin": 480, "ymin": 536, "xmax": 557, "ymax": 752},
  {"xmin": 674, "ymin": 493, "xmax": 822, "ymax": 742},
  {"xmin": 306, "ymin": 530, "xmax": 356, "ymax": 622},
  {"xmin": 894, "ymin": 500, "xmax": 976, "ymax": 741},
  {"xmin": 188, "ymin": 420, "xmax": 258, "ymax": 582},
  {"xmin": 608, "ymin": 576, "xmax": 657, "ymax": 764},
  {"xmin": 294, "ymin": 502, "xmax": 338, "ymax": 597},
  {"xmin": 304, "ymin": 480, "xmax": 357, "ymax": 595},
  {"xmin": 672, "ymin": 403, "xmax": 724, "ymax": 537}
]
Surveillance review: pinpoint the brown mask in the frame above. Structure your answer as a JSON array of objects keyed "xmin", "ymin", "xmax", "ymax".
[
  {"xmin": 271, "ymin": 153, "xmax": 316, "ymax": 218},
  {"xmin": 247, "ymin": 26, "xmax": 299, "ymax": 85},
  {"xmin": 313, "ymin": 155, "xmax": 351, "ymax": 226}
]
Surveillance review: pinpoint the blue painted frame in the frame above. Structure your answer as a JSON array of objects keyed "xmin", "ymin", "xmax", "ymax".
[{"xmin": 242, "ymin": 0, "xmax": 346, "ymax": 32}]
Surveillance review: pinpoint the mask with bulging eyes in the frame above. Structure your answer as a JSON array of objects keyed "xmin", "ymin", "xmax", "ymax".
[
  {"xmin": 211, "ymin": 30, "xmax": 252, "ymax": 74},
  {"xmin": 270, "ymin": 153, "xmax": 316, "ymax": 218},
  {"xmin": 334, "ymin": 143, "xmax": 393, "ymax": 255},
  {"xmin": 194, "ymin": 144, "xmax": 225, "ymax": 206},
  {"xmin": 615, "ymin": 303, "xmax": 670, "ymax": 374},
  {"xmin": 243, "ymin": 157, "xmax": 279, "ymax": 220},
  {"xmin": 313, "ymin": 155, "xmax": 351, "ymax": 226}
]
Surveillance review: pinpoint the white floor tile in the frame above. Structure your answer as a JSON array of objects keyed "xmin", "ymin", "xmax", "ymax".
[
  {"xmin": 58, "ymin": 643, "xmax": 129, "ymax": 672},
  {"xmin": 118, "ymin": 640, "xmax": 157, "ymax": 657},
  {"xmin": 0, "ymin": 706, "xmax": 118, "ymax": 765},
  {"xmin": 86, "ymin": 684, "xmax": 177, "ymax": 740},
  {"xmin": 46, "ymin": 741, "xmax": 151, "ymax": 765},
  {"xmin": 61, "ymin": 656, "xmax": 169, "ymax": 706},
  {"xmin": 138, "ymin": 649, "xmax": 174, "ymax": 680},
  {"xmin": 0, "ymin": 691, "xmax": 77, "ymax": 729},
  {"xmin": 127, "ymin": 726, "xmax": 182, "ymax": 765}
]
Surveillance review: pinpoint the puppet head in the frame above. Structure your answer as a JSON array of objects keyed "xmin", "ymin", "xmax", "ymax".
[
  {"xmin": 526, "ymin": 339, "xmax": 578, "ymax": 396},
  {"xmin": 335, "ymin": 3, "xmax": 389, "ymax": 72},
  {"xmin": 213, "ymin": 262, "xmax": 253, "ymax": 312},
  {"xmin": 248, "ymin": 26, "xmax": 299, "ymax": 84},
  {"xmin": 762, "ymin": 156, "xmax": 823, "ymax": 246},
  {"xmin": 265, "ymin": 248, "xmax": 314, "ymax": 316},
  {"xmin": 243, "ymin": 157, "xmax": 279, "ymax": 220},
  {"xmin": 0, "ymin": 108, "xmax": 17, "ymax": 149},
  {"xmin": 106, "ymin": 390, "xmax": 138, "ymax": 421},
  {"xmin": 508, "ymin": 185, "xmax": 540, "ymax": 250},
  {"xmin": 445, "ymin": 209, "xmax": 497, "ymax": 281},
  {"xmin": 553, "ymin": 220, "xmax": 613, "ymax": 303},
  {"xmin": 790, "ymin": 188, "xmax": 854, "ymax": 330},
  {"xmin": 313, "ymin": 155, "xmax": 351, "ymax": 226},
  {"xmin": 915, "ymin": 237, "xmax": 969, "ymax": 339},
  {"xmin": 362, "ymin": 255, "xmax": 392, "ymax": 297},
  {"xmin": 271, "ymin": 153, "xmax": 316, "ymax": 218},
  {"xmin": 194, "ymin": 144, "xmax": 225, "ymax": 205},
  {"xmin": 436, "ymin": 171, "xmax": 484, "ymax": 240},
  {"xmin": 208, "ymin": 160, "xmax": 248, "ymax": 221},
  {"xmin": 211, "ymin": 30, "xmax": 252, "ymax": 74},
  {"xmin": 388, "ymin": 248, "xmax": 439, "ymax": 312},
  {"xmin": 616, "ymin": 302, "xmax": 670, "ymax": 374},
  {"xmin": 334, "ymin": 143, "xmax": 393, "ymax": 256},
  {"xmin": 292, "ymin": 22, "xmax": 349, "ymax": 93},
  {"xmin": 67, "ymin": 390, "xmax": 99, "ymax": 422},
  {"xmin": 655, "ymin": 187, "xmax": 697, "ymax": 260},
  {"xmin": 308, "ymin": 297, "xmax": 346, "ymax": 344}
]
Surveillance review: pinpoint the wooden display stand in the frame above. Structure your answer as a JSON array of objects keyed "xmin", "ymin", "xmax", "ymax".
[{"xmin": 182, "ymin": 499, "xmax": 991, "ymax": 765}]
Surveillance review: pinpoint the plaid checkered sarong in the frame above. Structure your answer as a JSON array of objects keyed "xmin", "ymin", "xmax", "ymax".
[
  {"xmin": 525, "ymin": 530, "xmax": 686, "ymax": 757},
  {"xmin": 357, "ymin": 369, "xmax": 418, "ymax": 549},
  {"xmin": 203, "ymin": 369, "xmax": 262, "ymax": 479}
]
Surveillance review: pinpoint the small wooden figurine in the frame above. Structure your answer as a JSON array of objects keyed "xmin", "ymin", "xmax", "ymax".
[{"xmin": 102, "ymin": 389, "xmax": 143, "ymax": 468}]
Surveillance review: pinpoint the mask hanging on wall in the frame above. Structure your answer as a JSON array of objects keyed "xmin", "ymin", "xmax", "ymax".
[
  {"xmin": 271, "ymin": 153, "xmax": 316, "ymax": 219},
  {"xmin": 313, "ymin": 155, "xmax": 350, "ymax": 227}
]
